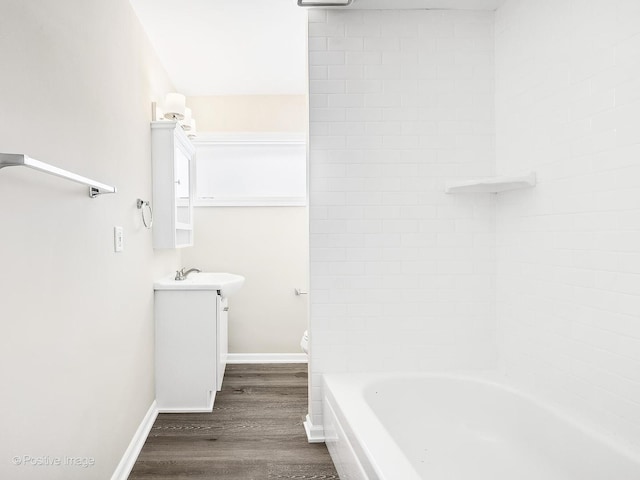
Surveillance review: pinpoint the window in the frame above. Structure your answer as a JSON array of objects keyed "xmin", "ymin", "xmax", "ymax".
[{"xmin": 192, "ymin": 133, "xmax": 307, "ymax": 206}]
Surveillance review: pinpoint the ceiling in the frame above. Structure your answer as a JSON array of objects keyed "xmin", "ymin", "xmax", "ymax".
[
  {"xmin": 129, "ymin": 0, "xmax": 504, "ymax": 97},
  {"xmin": 129, "ymin": 0, "xmax": 308, "ymax": 96}
]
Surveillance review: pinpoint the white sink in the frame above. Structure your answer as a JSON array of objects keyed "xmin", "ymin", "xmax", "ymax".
[{"xmin": 154, "ymin": 272, "xmax": 245, "ymax": 298}]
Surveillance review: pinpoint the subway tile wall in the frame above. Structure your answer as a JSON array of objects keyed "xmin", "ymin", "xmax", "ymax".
[
  {"xmin": 308, "ymin": 9, "xmax": 497, "ymax": 428},
  {"xmin": 495, "ymin": 0, "xmax": 640, "ymax": 451}
]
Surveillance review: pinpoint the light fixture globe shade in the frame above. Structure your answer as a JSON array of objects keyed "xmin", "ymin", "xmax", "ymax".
[{"xmin": 163, "ymin": 93, "xmax": 186, "ymax": 121}]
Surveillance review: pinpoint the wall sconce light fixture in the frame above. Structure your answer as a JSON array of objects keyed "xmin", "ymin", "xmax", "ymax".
[{"xmin": 151, "ymin": 93, "xmax": 197, "ymax": 138}]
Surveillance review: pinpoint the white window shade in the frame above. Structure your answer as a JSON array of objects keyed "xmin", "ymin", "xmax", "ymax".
[{"xmin": 192, "ymin": 133, "xmax": 307, "ymax": 206}]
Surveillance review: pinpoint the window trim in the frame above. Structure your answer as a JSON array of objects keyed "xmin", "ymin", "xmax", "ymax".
[{"xmin": 191, "ymin": 132, "xmax": 307, "ymax": 207}]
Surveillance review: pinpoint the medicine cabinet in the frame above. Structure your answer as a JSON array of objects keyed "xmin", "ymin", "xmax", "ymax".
[{"xmin": 151, "ymin": 121, "xmax": 195, "ymax": 248}]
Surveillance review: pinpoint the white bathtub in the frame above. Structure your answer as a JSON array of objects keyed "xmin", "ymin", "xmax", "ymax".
[{"xmin": 322, "ymin": 373, "xmax": 640, "ymax": 480}]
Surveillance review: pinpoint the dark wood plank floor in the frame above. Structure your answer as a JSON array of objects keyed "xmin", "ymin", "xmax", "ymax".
[{"xmin": 128, "ymin": 363, "xmax": 339, "ymax": 480}]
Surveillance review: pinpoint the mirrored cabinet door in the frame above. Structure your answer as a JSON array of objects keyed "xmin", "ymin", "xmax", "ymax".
[
  {"xmin": 174, "ymin": 144, "xmax": 192, "ymax": 227},
  {"xmin": 151, "ymin": 121, "xmax": 195, "ymax": 248}
]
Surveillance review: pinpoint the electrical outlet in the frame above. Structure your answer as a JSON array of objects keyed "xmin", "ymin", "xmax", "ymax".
[{"xmin": 114, "ymin": 226, "xmax": 124, "ymax": 252}]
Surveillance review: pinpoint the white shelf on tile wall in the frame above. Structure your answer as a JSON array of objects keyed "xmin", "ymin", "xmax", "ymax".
[{"xmin": 445, "ymin": 172, "xmax": 536, "ymax": 194}]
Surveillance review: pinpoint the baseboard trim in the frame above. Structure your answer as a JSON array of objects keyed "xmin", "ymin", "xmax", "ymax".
[
  {"xmin": 303, "ymin": 414, "xmax": 325, "ymax": 443},
  {"xmin": 110, "ymin": 400, "xmax": 158, "ymax": 480},
  {"xmin": 227, "ymin": 353, "xmax": 308, "ymax": 364},
  {"xmin": 157, "ymin": 405, "xmax": 214, "ymax": 413}
]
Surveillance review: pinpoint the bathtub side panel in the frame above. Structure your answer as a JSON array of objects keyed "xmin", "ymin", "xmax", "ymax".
[{"xmin": 323, "ymin": 396, "xmax": 372, "ymax": 480}]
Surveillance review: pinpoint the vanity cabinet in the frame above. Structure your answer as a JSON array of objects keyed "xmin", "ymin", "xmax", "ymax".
[
  {"xmin": 151, "ymin": 121, "xmax": 194, "ymax": 248},
  {"xmin": 154, "ymin": 290, "xmax": 229, "ymax": 412}
]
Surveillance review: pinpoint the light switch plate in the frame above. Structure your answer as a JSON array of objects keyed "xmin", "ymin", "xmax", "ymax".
[{"xmin": 114, "ymin": 226, "xmax": 124, "ymax": 252}]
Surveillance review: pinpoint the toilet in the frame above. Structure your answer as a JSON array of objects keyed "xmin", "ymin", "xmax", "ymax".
[{"xmin": 300, "ymin": 330, "xmax": 309, "ymax": 355}]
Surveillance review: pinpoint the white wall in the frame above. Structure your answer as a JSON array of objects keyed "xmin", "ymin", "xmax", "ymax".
[
  {"xmin": 188, "ymin": 95, "xmax": 307, "ymax": 132},
  {"xmin": 0, "ymin": 1, "xmax": 178, "ymax": 478},
  {"xmin": 182, "ymin": 207, "xmax": 309, "ymax": 353},
  {"xmin": 182, "ymin": 95, "xmax": 309, "ymax": 354},
  {"xmin": 308, "ymin": 0, "xmax": 640, "ymax": 453},
  {"xmin": 307, "ymin": 9, "xmax": 497, "ymax": 429},
  {"xmin": 495, "ymin": 0, "xmax": 640, "ymax": 452}
]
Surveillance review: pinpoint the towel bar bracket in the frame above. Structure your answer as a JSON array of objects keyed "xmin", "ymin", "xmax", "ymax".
[{"xmin": 89, "ymin": 186, "xmax": 104, "ymax": 198}]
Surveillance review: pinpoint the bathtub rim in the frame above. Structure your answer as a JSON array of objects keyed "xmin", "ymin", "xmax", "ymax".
[{"xmin": 323, "ymin": 373, "xmax": 422, "ymax": 480}]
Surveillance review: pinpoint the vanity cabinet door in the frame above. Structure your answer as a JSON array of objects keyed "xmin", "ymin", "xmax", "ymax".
[{"xmin": 155, "ymin": 290, "xmax": 217, "ymax": 412}]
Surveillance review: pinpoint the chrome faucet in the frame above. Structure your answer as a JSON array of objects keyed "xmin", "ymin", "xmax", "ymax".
[{"xmin": 175, "ymin": 267, "xmax": 201, "ymax": 281}]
